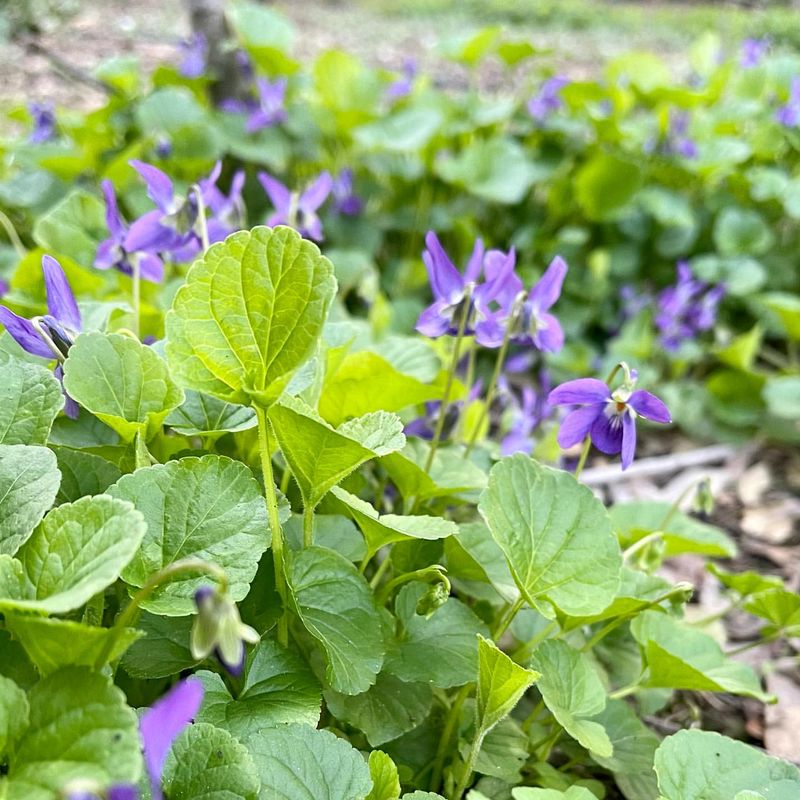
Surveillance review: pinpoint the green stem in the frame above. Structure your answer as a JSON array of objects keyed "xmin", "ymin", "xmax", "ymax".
[
  {"xmin": 0, "ymin": 209, "xmax": 26, "ymax": 256},
  {"xmin": 303, "ymin": 504, "xmax": 315, "ymax": 548},
  {"xmin": 368, "ymin": 554, "xmax": 392, "ymax": 587},
  {"xmin": 657, "ymin": 479, "xmax": 701, "ymax": 531},
  {"xmin": 491, "ymin": 596, "xmax": 525, "ymax": 640},
  {"xmin": 193, "ymin": 183, "xmax": 211, "ymax": 253},
  {"xmin": 131, "ymin": 257, "xmax": 141, "ymax": 338},
  {"xmin": 623, "ymin": 530, "xmax": 664, "ymax": 562},
  {"xmin": 573, "ymin": 437, "xmax": 592, "ymax": 480},
  {"xmin": 95, "ymin": 557, "xmax": 226, "ymax": 670},
  {"xmin": 511, "ymin": 620, "xmax": 558, "ymax": 663},
  {"xmin": 608, "ymin": 681, "xmax": 642, "ymax": 699},
  {"xmin": 255, "ymin": 405, "xmax": 289, "ymax": 647},
  {"xmin": 726, "ymin": 632, "xmax": 779, "ymax": 656},
  {"xmin": 521, "ymin": 699, "xmax": 546, "ymax": 733},
  {"xmin": 430, "ymin": 683, "xmax": 472, "ymax": 793},
  {"xmin": 425, "ymin": 287, "xmax": 473, "ymax": 473},
  {"xmin": 450, "ymin": 729, "xmax": 485, "ymax": 800},
  {"xmin": 376, "ymin": 564, "xmax": 447, "ymax": 606},
  {"xmin": 279, "ymin": 463, "xmax": 292, "ymax": 496}
]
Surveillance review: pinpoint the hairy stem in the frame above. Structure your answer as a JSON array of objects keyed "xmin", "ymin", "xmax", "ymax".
[
  {"xmin": 303, "ymin": 504, "xmax": 315, "ymax": 548},
  {"xmin": 450, "ymin": 729, "xmax": 485, "ymax": 800},
  {"xmin": 430, "ymin": 683, "xmax": 472, "ymax": 793}
]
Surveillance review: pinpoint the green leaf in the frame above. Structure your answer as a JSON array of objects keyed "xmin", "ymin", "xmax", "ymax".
[
  {"xmin": 512, "ymin": 788, "xmax": 597, "ymax": 800},
  {"xmin": 575, "ymin": 154, "xmax": 642, "ymax": 221},
  {"xmin": 319, "ymin": 350, "xmax": 439, "ymax": 425},
  {"xmin": 109, "ymin": 455, "xmax": 268, "ymax": 615},
  {"xmin": 478, "ymin": 455, "xmax": 621, "ymax": 617},
  {"xmin": 287, "ymin": 545, "xmax": 385, "ymax": 694},
  {"xmin": 610, "ymin": 501, "xmax": 736, "ymax": 558},
  {"xmin": 51, "ymin": 446, "xmax": 122, "ymax": 505},
  {"xmin": 366, "ymin": 750, "xmax": 401, "ymax": 800},
  {"xmin": 467, "ymin": 715, "xmax": 529, "ymax": 782},
  {"xmin": 355, "ymin": 108, "xmax": 444, "ymax": 152},
  {"xmin": 0, "ymin": 361, "xmax": 63, "ymax": 445},
  {"xmin": 166, "ymin": 226, "xmax": 336, "ymax": 406},
  {"xmin": 476, "ymin": 635, "xmax": 539, "ymax": 735},
  {"xmin": 32, "ymin": 189, "xmax": 106, "ymax": 265},
  {"xmin": 590, "ymin": 699, "xmax": 660, "ymax": 800},
  {"xmin": 707, "ymin": 563, "xmax": 782, "ymax": 597},
  {"xmin": 162, "ymin": 722, "xmax": 260, "ymax": 800},
  {"xmin": 165, "ymin": 389, "xmax": 257, "ymax": 436},
  {"xmin": 195, "ymin": 639, "xmax": 321, "ymax": 738},
  {"xmin": 385, "ymin": 582, "xmax": 489, "ymax": 688},
  {"xmin": 764, "ymin": 376, "xmax": 800, "ymax": 420},
  {"xmin": 120, "ymin": 612, "xmax": 199, "ymax": 679},
  {"xmin": 0, "ymin": 495, "xmax": 145, "ymax": 614},
  {"xmin": 270, "ymin": 398, "xmax": 404, "ymax": 510},
  {"xmin": 654, "ymin": 729, "xmax": 800, "ymax": 800},
  {"xmin": 631, "ymin": 610, "xmax": 772, "ymax": 701},
  {"xmin": 714, "ymin": 207, "xmax": 774, "ymax": 257},
  {"xmin": 0, "ymin": 444, "xmax": 60, "ymax": 556},
  {"xmin": 436, "ymin": 138, "xmax": 543, "ymax": 204},
  {"xmin": 760, "ymin": 292, "xmax": 800, "ymax": 341},
  {"xmin": 63, "ymin": 332, "xmax": 184, "ymax": 442},
  {"xmin": 245, "ymin": 722, "xmax": 372, "ymax": 800},
  {"xmin": 530, "ymin": 639, "xmax": 613, "ymax": 758},
  {"xmin": 330, "ymin": 486, "xmax": 457, "ymax": 561},
  {"xmin": 4, "ymin": 615, "xmax": 141, "ymax": 675},
  {"xmin": 5, "ymin": 668, "xmax": 141, "ymax": 799},
  {"xmin": 0, "ymin": 674, "xmax": 28, "ymax": 759},
  {"xmin": 744, "ymin": 588, "xmax": 800, "ymax": 637},
  {"xmin": 324, "ymin": 672, "xmax": 433, "ymax": 747}
]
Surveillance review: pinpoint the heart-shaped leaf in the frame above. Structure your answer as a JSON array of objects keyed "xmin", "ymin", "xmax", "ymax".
[{"xmin": 0, "ymin": 360, "xmax": 63, "ymax": 445}]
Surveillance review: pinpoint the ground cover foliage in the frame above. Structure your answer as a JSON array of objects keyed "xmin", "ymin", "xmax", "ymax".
[{"xmin": 0, "ymin": 3, "xmax": 799, "ymax": 799}]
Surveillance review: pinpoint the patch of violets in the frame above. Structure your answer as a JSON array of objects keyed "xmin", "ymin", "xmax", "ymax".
[
  {"xmin": 221, "ymin": 76, "xmax": 288, "ymax": 133},
  {"xmin": 665, "ymin": 109, "xmax": 698, "ymax": 159},
  {"xmin": 332, "ymin": 168, "xmax": 364, "ymax": 216},
  {"xmin": 527, "ymin": 76, "xmax": 569, "ymax": 122},
  {"xmin": 548, "ymin": 365, "xmax": 671, "ymax": 470},
  {"xmin": 386, "ymin": 58, "xmax": 418, "ymax": 100},
  {"xmin": 499, "ymin": 372, "xmax": 551, "ymax": 456},
  {"xmin": 28, "ymin": 101, "xmax": 56, "ymax": 143},
  {"xmin": 0, "ymin": 254, "xmax": 82, "ymax": 417},
  {"xmin": 740, "ymin": 37, "xmax": 769, "ymax": 69},
  {"xmin": 656, "ymin": 260, "xmax": 724, "ymax": 351},
  {"xmin": 258, "ymin": 170, "xmax": 333, "ymax": 241},
  {"xmin": 65, "ymin": 678, "xmax": 204, "ymax": 800},
  {"xmin": 776, "ymin": 77, "xmax": 800, "ymax": 128},
  {"xmin": 178, "ymin": 32, "xmax": 207, "ymax": 79}
]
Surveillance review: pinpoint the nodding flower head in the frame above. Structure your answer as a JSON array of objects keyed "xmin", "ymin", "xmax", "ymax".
[
  {"xmin": 527, "ymin": 76, "xmax": 569, "ymax": 122},
  {"xmin": 258, "ymin": 171, "xmax": 333, "ymax": 242},
  {"xmin": 548, "ymin": 363, "xmax": 671, "ymax": 470}
]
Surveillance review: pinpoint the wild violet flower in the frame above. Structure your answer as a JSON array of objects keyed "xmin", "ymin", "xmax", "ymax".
[
  {"xmin": 666, "ymin": 110, "xmax": 698, "ymax": 159},
  {"xmin": 776, "ymin": 78, "xmax": 800, "ymax": 127},
  {"xmin": 0, "ymin": 278, "xmax": 8, "ymax": 299},
  {"xmin": 332, "ymin": 169, "xmax": 363, "ymax": 216},
  {"xmin": 246, "ymin": 78, "xmax": 288, "ymax": 133},
  {"xmin": 415, "ymin": 232, "xmax": 517, "ymax": 347},
  {"xmin": 499, "ymin": 372, "xmax": 551, "ymax": 456},
  {"xmin": 405, "ymin": 380, "xmax": 483, "ymax": 440},
  {"xmin": 740, "ymin": 37, "xmax": 769, "ymax": 69},
  {"xmin": 96, "ymin": 180, "xmax": 165, "ymax": 283},
  {"xmin": 548, "ymin": 365, "xmax": 671, "ymax": 470},
  {"xmin": 481, "ymin": 254, "xmax": 568, "ymax": 352},
  {"xmin": 656, "ymin": 261, "xmax": 725, "ymax": 351},
  {"xmin": 65, "ymin": 784, "xmax": 138, "ymax": 800},
  {"xmin": 178, "ymin": 32, "xmax": 207, "ymax": 78},
  {"xmin": 203, "ymin": 169, "xmax": 246, "ymax": 243},
  {"xmin": 527, "ymin": 76, "xmax": 569, "ymax": 122},
  {"xmin": 258, "ymin": 171, "xmax": 332, "ymax": 241},
  {"xmin": 0, "ymin": 255, "xmax": 82, "ymax": 417},
  {"xmin": 191, "ymin": 586, "xmax": 259, "ymax": 675},
  {"xmin": 386, "ymin": 58, "xmax": 418, "ymax": 100},
  {"xmin": 620, "ymin": 284, "xmax": 651, "ymax": 321},
  {"xmin": 28, "ymin": 101, "xmax": 56, "ymax": 143}
]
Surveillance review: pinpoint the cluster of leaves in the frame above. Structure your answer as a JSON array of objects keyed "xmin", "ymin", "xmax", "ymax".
[{"xmin": 0, "ymin": 4, "xmax": 799, "ymax": 800}]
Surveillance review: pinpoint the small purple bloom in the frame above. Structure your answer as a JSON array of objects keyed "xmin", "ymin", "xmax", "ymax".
[
  {"xmin": 140, "ymin": 678, "xmax": 204, "ymax": 799},
  {"xmin": 96, "ymin": 180, "xmax": 165, "ymax": 283},
  {"xmin": 527, "ymin": 76, "xmax": 569, "ymax": 122},
  {"xmin": 258, "ymin": 171, "xmax": 332, "ymax": 241},
  {"xmin": 548, "ymin": 368, "xmax": 671, "ymax": 471},
  {"xmin": 665, "ymin": 109, "xmax": 698, "ymax": 159},
  {"xmin": 776, "ymin": 77, "xmax": 800, "ymax": 128},
  {"xmin": 178, "ymin": 32, "xmax": 207, "ymax": 78},
  {"xmin": 331, "ymin": 169, "xmax": 363, "ymax": 216},
  {"xmin": 0, "ymin": 278, "xmax": 8, "ymax": 299},
  {"xmin": 245, "ymin": 78, "xmax": 287, "ymax": 133},
  {"xmin": 28, "ymin": 101, "xmax": 56, "ymax": 143},
  {"xmin": 740, "ymin": 37, "xmax": 769, "ymax": 69},
  {"xmin": 415, "ymin": 232, "xmax": 517, "ymax": 347},
  {"xmin": 500, "ymin": 372, "xmax": 551, "ymax": 456},
  {"xmin": 655, "ymin": 261, "xmax": 724, "ymax": 351},
  {"xmin": 386, "ymin": 58, "xmax": 418, "ymax": 100},
  {"xmin": 620, "ymin": 284, "xmax": 651, "ymax": 321},
  {"xmin": 154, "ymin": 137, "xmax": 173, "ymax": 159}
]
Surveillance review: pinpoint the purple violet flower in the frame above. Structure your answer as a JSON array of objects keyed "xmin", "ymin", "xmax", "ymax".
[
  {"xmin": 740, "ymin": 37, "xmax": 769, "ymax": 69},
  {"xmin": 386, "ymin": 58, "xmax": 418, "ymax": 100},
  {"xmin": 665, "ymin": 109, "xmax": 698, "ymax": 159},
  {"xmin": 332, "ymin": 169, "xmax": 363, "ymax": 216},
  {"xmin": 28, "ymin": 101, "xmax": 56, "ymax": 144},
  {"xmin": 203, "ymin": 169, "xmax": 246, "ymax": 244},
  {"xmin": 415, "ymin": 232, "xmax": 517, "ymax": 347},
  {"xmin": 96, "ymin": 180, "xmax": 165, "ymax": 283},
  {"xmin": 499, "ymin": 372, "xmax": 551, "ymax": 456},
  {"xmin": 405, "ymin": 380, "xmax": 483, "ymax": 440},
  {"xmin": 620, "ymin": 284, "xmax": 651, "ymax": 321},
  {"xmin": 527, "ymin": 76, "xmax": 569, "ymax": 122},
  {"xmin": 246, "ymin": 78, "xmax": 288, "ymax": 133},
  {"xmin": 0, "ymin": 278, "xmax": 8, "ymax": 299},
  {"xmin": 655, "ymin": 260, "xmax": 724, "ymax": 350},
  {"xmin": 257, "ymin": 171, "xmax": 333, "ymax": 242},
  {"xmin": 776, "ymin": 77, "xmax": 800, "ymax": 127},
  {"xmin": 548, "ymin": 366, "xmax": 671, "ymax": 470},
  {"xmin": 0, "ymin": 255, "xmax": 82, "ymax": 417},
  {"xmin": 178, "ymin": 32, "xmax": 207, "ymax": 78}
]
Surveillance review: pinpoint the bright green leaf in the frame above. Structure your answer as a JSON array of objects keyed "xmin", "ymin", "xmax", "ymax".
[
  {"xmin": 575, "ymin": 154, "xmax": 642, "ymax": 221},
  {"xmin": 479, "ymin": 455, "xmax": 621, "ymax": 617},
  {"xmin": 0, "ymin": 444, "xmax": 60, "ymax": 556},
  {"xmin": 512, "ymin": 788, "xmax": 597, "ymax": 800},
  {"xmin": 109, "ymin": 455, "xmax": 268, "ymax": 615},
  {"xmin": 0, "ymin": 674, "xmax": 28, "ymax": 759},
  {"xmin": 165, "ymin": 389, "xmax": 256, "ymax": 436},
  {"xmin": 760, "ymin": 292, "xmax": 800, "ymax": 341},
  {"xmin": 0, "ymin": 361, "xmax": 63, "ymax": 445},
  {"xmin": 744, "ymin": 588, "xmax": 800, "ymax": 637},
  {"xmin": 120, "ymin": 612, "xmax": 199, "ymax": 679},
  {"xmin": 764, "ymin": 376, "xmax": 800, "ymax": 420},
  {"xmin": 366, "ymin": 750, "xmax": 401, "ymax": 800},
  {"xmin": 51, "ymin": 446, "xmax": 121, "ymax": 505},
  {"xmin": 63, "ymin": 332, "xmax": 184, "ymax": 442}
]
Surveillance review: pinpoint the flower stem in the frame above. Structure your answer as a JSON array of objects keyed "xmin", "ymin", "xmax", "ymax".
[
  {"xmin": 368, "ymin": 554, "xmax": 392, "ymax": 587},
  {"xmin": 303, "ymin": 504, "xmax": 315, "ymax": 548},
  {"xmin": 131, "ymin": 257, "xmax": 141, "ymax": 338},
  {"xmin": 0, "ymin": 209, "xmax": 26, "ymax": 257},
  {"xmin": 425, "ymin": 287, "xmax": 473, "ymax": 473},
  {"xmin": 255, "ymin": 404, "xmax": 289, "ymax": 647},
  {"xmin": 94, "ymin": 557, "xmax": 227, "ymax": 670},
  {"xmin": 573, "ymin": 437, "xmax": 592, "ymax": 480},
  {"xmin": 376, "ymin": 564, "xmax": 447, "ymax": 606},
  {"xmin": 430, "ymin": 683, "xmax": 471, "ymax": 793},
  {"xmin": 464, "ymin": 335, "xmax": 511, "ymax": 458},
  {"xmin": 491, "ymin": 596, "xmax": 525, "ymax": 640},
  {"xmin": 450, "ymin": 729, "xmax": 485, "ymax": 800},
  {"xmin": 193, "ymin": 183, "xmax": 211, "ymax": 253}
]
